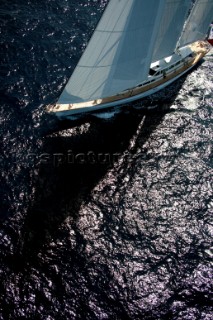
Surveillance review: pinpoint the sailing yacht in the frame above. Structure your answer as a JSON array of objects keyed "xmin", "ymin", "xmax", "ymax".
[{"xmin": 47, "ymin": 0, "xmax": 213, "ymax": 118}]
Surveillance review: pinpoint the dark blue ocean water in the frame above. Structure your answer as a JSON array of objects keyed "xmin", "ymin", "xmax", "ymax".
[{"xmin": 0, "ymin": 1, "xmax": 213, "ymax": 319}]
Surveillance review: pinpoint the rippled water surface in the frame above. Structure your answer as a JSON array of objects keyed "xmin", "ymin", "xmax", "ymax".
[{"xmin": 0, "ymin": 1, "xmax": 213, "ymax": 319}]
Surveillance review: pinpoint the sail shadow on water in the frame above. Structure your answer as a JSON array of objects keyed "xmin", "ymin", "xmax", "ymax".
[{"xmin": 15, "ymin": 86, "xmax": 186, "ymax": 266}]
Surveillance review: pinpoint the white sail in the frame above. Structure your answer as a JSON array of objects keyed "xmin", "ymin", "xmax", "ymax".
[
  {"xmin": 152, "ymin": 0, "xmax": 192, "ymax": 62},
  {"xmin": 57, "ymin": 0, "xmax": 165, "ymax": 104},
  {"xmin": 179, "ymin": 0, "xmax": 213, "ymax": 47}
]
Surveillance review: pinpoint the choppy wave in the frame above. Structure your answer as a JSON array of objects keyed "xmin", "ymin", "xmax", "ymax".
[{"xmin": 0, "ymin": 1, "xmax": 213, "ymax": 319}]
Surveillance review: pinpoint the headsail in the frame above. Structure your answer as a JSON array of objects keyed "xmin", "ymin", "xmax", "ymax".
[
  {"xmin": 152, "ymin": 0, "xmax": 192, "ymax": 62},
  {"xmin": 178, "ymin": 0, "xmax": 213, "ymax": 48},
  {"xmin": 57, "ymin": 0, "xmax": 165, "ymax": 104}
]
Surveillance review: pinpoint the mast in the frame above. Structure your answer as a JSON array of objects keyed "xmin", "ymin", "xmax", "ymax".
[
  {"xmin": 57, "ymin": 0, "xmax": 165, "ymax": 105},
  {"xmin": 178, "ymin": 0, "xmax": 213, "ymax": 48}
]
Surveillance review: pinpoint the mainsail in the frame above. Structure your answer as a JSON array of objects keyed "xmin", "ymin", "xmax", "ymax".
[
  {"xmin": 57, "ymin": 0, "xmax": 165, "ymax": 104},
  {"xmin": 178, "ymin": 0, "xmax": 213, "ymax": 47},
  {"xmin": 152, "ymin": 0, "xmax": 192, "ymax": 62}
]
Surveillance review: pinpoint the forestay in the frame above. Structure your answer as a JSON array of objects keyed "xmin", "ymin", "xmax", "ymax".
[
  {"xmin": 57, "ymin": 0, "xmax": 165, "ymax": 104},
  {"xmin": 152, "ymin": 0, "xmax": 191, "ymax": 62},
  {"xmin": 178, "ymin": 0, "xmax": 213, "ymax": 47}
]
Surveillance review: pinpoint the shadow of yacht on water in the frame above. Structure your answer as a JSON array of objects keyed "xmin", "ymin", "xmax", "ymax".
[{"xmin": 12, "ymin": 70, "xmax": 193, "ymax": 267}]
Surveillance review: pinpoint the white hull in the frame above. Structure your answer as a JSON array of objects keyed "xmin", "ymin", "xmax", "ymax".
[
  {"xmin": 53, "ymin": 62, "xmax": 196, "ymax": 119},
  {"xmin": 47, "ymin": 42, "xmax": 209, "ymax": 119}
]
